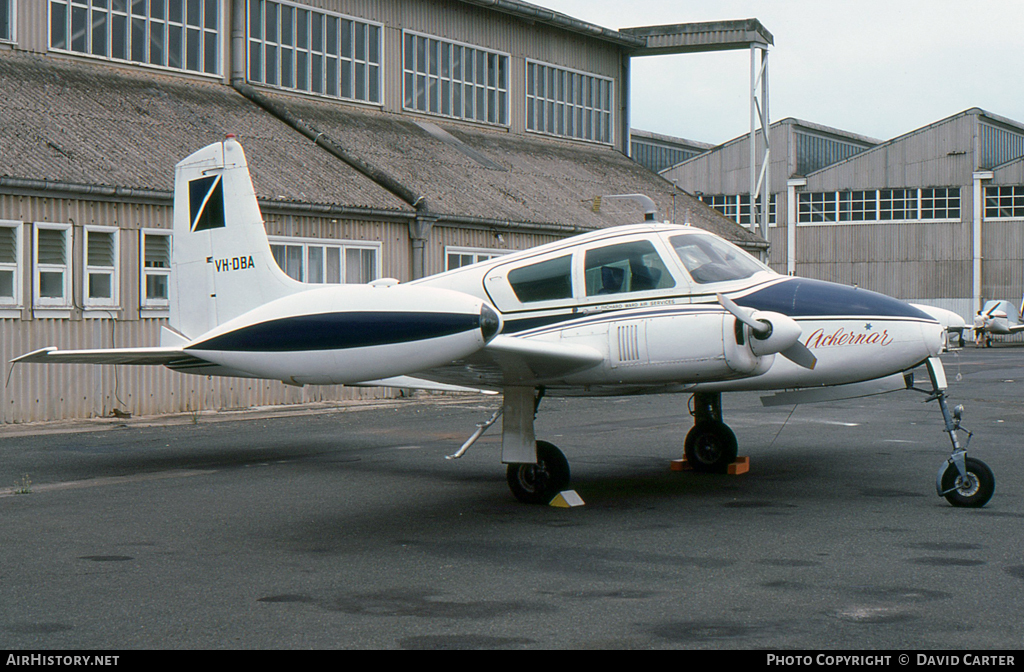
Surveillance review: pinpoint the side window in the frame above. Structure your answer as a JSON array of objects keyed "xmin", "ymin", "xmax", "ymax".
[
  {"xmin": 141, "ymin": 230, "xmax": 172, "ymax": 309},
  {"xmin": 34, "ymin": 223, "xmax": 72, "ymax": 308},
  {"xmin": 584, "ymin": 240, "xmax": 674, "ymax": 297},
  {"xmin": 507, "ymin": 254, "xmax": 572, "ymax": 303},
  {"xmin": 0, "ymin": 221, "xmax": 21, "ymax": 308},
  {"xmin": 84, "ymin": 225, "xmax": 119, "ymax": 309},
  {"xmin": 269, "ymin": 237, "xmax": 380, "ymax": 284}
]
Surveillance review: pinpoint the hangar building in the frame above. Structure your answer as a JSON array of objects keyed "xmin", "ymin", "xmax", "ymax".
[
  {"xmin": 663, "ymin": 109, "xmax": 1024, "ymax": 323},
  {"xmin": 0, "ymin": 0, "xmax": 767, "ymax": 422}
]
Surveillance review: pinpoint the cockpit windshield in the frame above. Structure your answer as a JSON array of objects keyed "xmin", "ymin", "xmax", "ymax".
[{"xmin": 668, "ymin": 233, "xmax": 768, "ymax": 284}]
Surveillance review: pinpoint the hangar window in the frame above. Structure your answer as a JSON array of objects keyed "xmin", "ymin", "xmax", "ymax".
[
  {"xmin": 838, "ymin": 190, "xmax": 877, "ymax": 221},
  {"xmin": 141, "ymin": 230, "xmax": 171, "ymax": 310},
  {"xmin": 249, "ymin": 1, "xmax": 381, "ymax": 103},
  {"xmin": 445, "ymin": 247, "xmax": 507, "ymax": 271},
  {"xmin": 403, "ymin": 32, "xmax": 508, "ymax": 125},
  {"xmin": 507, "ymin": 255, "xmax": 573, "ymax": 303},
  {"xmin": 985, "ymin": 186, "xmax": 1024, "ymax": 219},
  {"xmin": 921, "ymin": 188, "xmax": 960, "ymax": 219},
  {"xmin": 803, "ymin": 188, "xmax": 960, "ymax": 223},
  {"xmin": 879, "ymin": 189, "xmax": 918, "ymax": 220},
  {"xmin": 84, "ymin": 226, "xmax": 120, "ymax": 309},
  {"xmin": 34, "ymin": 223, "xmax": 72, "ymax": 310},
  {"xmin": 0, "ymin": 221, "xmax": 21, "ymax": 308},
  {"xmin": 1, "ymin": 0, "xmax": 12, "ymax": 42},
  {"xmin": 269, "ymin": 237, "xmax": 380, "ymax": 284},
  {"xmin": 50, "ymin": 0, "xmax": 220, "ymax": 75},
  {"xmin": 700, "ymin": 194, "xmax": 776, "ymax": 226},
  {"xmin": 798, "ymin": 192, "xmax": 838, "ymax": 223},
  {"xmin": 526, "ymin": 61, "xmax": 613, "ymax": 144}
]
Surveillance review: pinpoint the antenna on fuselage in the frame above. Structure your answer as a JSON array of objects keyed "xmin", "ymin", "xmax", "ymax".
[{"xmin": 592, "ymin": 194, "xmax": 658, "ymax": 221}]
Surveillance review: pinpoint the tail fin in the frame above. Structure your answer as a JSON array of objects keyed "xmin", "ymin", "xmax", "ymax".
[{"xmin": 170, "ymin": 137, "xmax": 304, "ymax": 339}]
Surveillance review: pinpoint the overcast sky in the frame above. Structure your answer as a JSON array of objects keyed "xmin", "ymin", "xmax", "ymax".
[{"xmin": 536, "ymin": 0, "xmax": 1024, "ymax": 146}]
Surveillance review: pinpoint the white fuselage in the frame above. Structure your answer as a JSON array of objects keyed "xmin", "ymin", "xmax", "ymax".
[{"xmin": 414, "ymin": 224, "xmax": 943, "ymax": 393}]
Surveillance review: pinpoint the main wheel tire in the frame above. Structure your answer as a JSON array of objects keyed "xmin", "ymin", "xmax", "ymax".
[
  {"xmin": 940, "ymin": 457, "xmax": 995, "ymax": 508},
  {"xmin": 684, "ymin": 421, "xmax": 738, "ymax": 473},
  {"xmin": 506, "ymin": 440, "xmax": 570, "ymax": 504}
]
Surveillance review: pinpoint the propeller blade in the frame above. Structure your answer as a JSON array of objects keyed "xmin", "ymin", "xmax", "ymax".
[
  {"xmin": 716, "ymin": 293, "xmax": 770, "ymax": 337},
  {"xmin": 719, "ymin": 293, "xmax": 816, "ymax": 369},
  {"xmin": 780, "ymin": 341, "xmax": 817, "ymax": 370}
]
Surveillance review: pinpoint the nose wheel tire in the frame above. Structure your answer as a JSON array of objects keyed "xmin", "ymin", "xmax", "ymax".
[
  {"xmin": 684, "ymin": 421, "xmax": 738, "ymax": 473},
  {"xmin": 940, "ymin": 457, "xmax": 995, "ymax": 508},
  {"xmin": 507, "ymin": 440, "xmax": 570, "ymax": 504}
]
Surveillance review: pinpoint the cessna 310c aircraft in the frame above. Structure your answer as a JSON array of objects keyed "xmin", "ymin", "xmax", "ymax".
[
  {"xmin": 973, "ymin": 299, "xmax": 1024, "ymax": 347},
  {"xmin": 12, "ymin": 138, "xmax": 995, "ymax": 508}
]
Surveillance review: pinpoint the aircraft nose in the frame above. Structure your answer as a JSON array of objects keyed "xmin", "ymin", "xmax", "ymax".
[{"xmin": 922, "ymin": 319, "xmax": 945, "ymax": 357}]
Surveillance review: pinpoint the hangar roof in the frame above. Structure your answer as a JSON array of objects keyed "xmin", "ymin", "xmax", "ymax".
[
  {"xmin": 0, "ymin": 51, "xmax": 761, "ymax": 247},
  {"xmin": 0, "ymin": 52, "xmax": 411, "ymax": 213}
]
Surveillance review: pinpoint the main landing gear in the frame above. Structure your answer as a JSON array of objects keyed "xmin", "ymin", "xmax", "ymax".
[
  {"xmin": 685, "ymin": 393, "xmax": 739, "ymax": 473},
  {"xmin": 449, "ymin": 386, "xmax": 571, "ymax": 505}
]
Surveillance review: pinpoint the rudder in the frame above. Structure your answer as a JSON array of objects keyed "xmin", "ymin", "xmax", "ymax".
[{"xmin": 169, "ymin": 137, "xmax": 304, "ymax": 339}]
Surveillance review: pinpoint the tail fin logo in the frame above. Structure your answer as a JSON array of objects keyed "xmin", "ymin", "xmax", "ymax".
[{"xmin": 189, "ymin": 175, "xmax": 226, "ymax": 232}]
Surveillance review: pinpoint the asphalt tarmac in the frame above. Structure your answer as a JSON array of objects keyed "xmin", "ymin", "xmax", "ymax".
[{"xmin": 1, "ymin": 347, "xmax": 1022, "ymax": 650}]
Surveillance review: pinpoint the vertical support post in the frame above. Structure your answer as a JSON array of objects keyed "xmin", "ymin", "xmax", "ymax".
[
  {"xmin": 787, "ymin": 178, "xmax": 806, "ymax": 276},
  {"xmin": 501, "ymin": 386, "xmax": 538, "ymax": 464},
  {"xmin": 972, "ymin": 171, "xmax": 992, "ymax": 314},
  {"xmin": 749, "ymin": 44, "xmax": 771, "ymax": 261},
  {"xmin": 749, "ymin": 44, "xmax": 757, "ymax": 237},
  {"xmin": 760, "ymin": 49, "xmax": 771, "ymax": 243}
]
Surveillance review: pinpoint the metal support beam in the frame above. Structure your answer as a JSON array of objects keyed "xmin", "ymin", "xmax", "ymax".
[{"xmin": 750, "ymin": 45, "xmax": 770, "ymax": 256}]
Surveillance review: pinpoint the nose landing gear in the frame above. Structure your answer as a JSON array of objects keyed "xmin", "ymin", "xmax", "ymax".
[{"xmin": 909, "ymin": 357, "xmax": 995, "ymax": 508}]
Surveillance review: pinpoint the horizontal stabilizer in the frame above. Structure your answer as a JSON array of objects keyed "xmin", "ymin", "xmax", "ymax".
[
  {"xmin": 11, "ymin": 346, "xmax": 191, "ymax": 366},
  {"xmin": 760, "ymin": 374, "xmax": 908, "ymax": 407}
]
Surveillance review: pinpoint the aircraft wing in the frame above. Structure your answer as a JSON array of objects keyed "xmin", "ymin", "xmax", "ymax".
[
  {"xmin": 410, "ymin": 335, "xmax": 606, "ymax": 389},
  {"xmin": 11, "ymin": 346, "xmax": 195, "ymax": 366}
]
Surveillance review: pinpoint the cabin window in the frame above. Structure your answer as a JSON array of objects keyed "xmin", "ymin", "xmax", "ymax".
[
  {"xmin": 507, "ymin": 255, "xmax": 572, "ymax": 303},
  {"xmin": 669, "ymin": 233, "xmax": 765, "ymax": 285},
  {"xmin": 584, "ymin": 240, "xmax": 674, "ymax": 297}
]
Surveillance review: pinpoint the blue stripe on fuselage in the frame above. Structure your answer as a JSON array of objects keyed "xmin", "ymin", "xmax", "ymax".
[
  {"xmin": 187, "ymin": 312, "xmax": 480, "ymax": 352},
  {"xmin": 500, "ymin": 278, "xmax": 933, "ymax": 337},
  {"xmin": 734, "ymin": 278, "xmax": 934, "ymax": 320}
]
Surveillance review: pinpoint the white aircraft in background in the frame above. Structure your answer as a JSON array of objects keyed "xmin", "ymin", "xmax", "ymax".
[
  {"xmin": 12, "ymin": 138, "xmax": 994, "ymax": 508},
  {"xmin": 911, "ymin": 304, "xmax": 969, "ymax": 350},
  {"xmin": 973, "ymin": 299, "xmax": 1024, "ymax": 347}
]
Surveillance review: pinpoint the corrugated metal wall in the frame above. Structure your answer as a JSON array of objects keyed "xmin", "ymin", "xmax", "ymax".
[
  {"xmin": 1, "ymin": 317, "xmax": 397, "ymax": 423},
  {"xmin": 769, "ymin": 222, "xmax": 971, "ymax": 300}
]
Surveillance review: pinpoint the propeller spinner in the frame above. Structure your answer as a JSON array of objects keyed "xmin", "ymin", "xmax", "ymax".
[{"xmin": 717, "ymin": 293, "xmax": 817, "ymax": 370}]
